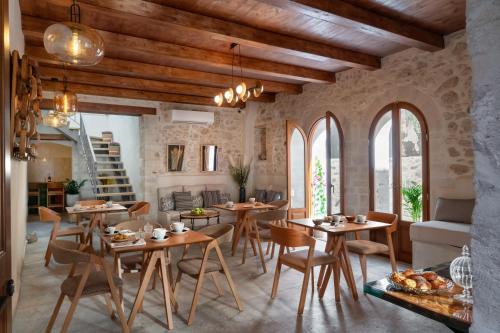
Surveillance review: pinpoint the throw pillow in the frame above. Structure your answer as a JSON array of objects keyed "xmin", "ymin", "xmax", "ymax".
[
  {"xmin": 220, "ymin": 192, "xmax": 231, "ymax": 204},
  {"xmin": 266, "ymin": 190, "xmax": 280, "ymax": 203},
  {"xmin": 202, "ymin": 190, "xmax": 221, "ymax": 208},
  {"xmin": 159, "ymin": 197, "xmax": 175, "ymax": 211},
  {"xmin": 173, "ymin": 191, "xmax": 193, "ymax": 211},
  {"xmin": 255, "ymin": 189, "xmax": 266, "ymax": 203},
  {"xmin": 193, "ymin": 195, "xmax": 204, "ymax": 208},
  {"xmin": 434, "ymin": 197, "xmax": 475, "ymax": 224}
]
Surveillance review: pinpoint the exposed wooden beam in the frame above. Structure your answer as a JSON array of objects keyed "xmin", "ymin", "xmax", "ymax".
[
  {"xmin": 25, "ymin": 45, "xmax": 303, "ymax": 95},
  {"xmin": 38, "ymin": 133, "xmax": 69, "ymax": 141},
  {"xmin": 38, "ymin": 66, "xmax": 276, "ymax": 103},
  {"xmin": 42, "ymin": 80, "xmax": 250, "ymax": 107},
  {"xmin": 22, "ymin": 0, "xmax": 380, "ymax": 69},
  {"xmin": 21, "ymin": 14, "xmax": 334, "ymax": 83},
  {"xmin": 262, "ymin": 0, "xmax": 443, "ymax": 51},
  {"xmin": 39, "ymin": 99, "xmax": 156, "ymax": 116}
]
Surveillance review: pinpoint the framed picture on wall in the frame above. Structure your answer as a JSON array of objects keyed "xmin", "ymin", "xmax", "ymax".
[{"xmin": 167, "ymin": 144, "xmax": 185, "ymax": 172}]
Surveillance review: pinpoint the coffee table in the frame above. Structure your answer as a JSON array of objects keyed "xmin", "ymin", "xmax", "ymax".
[
  {"xmin": 180, "ymin": 210, "xmax": 220, "ymax": 229},
  {"xmin": 364, "ymin": 262, "xmax": 471, "ymax": 333}
]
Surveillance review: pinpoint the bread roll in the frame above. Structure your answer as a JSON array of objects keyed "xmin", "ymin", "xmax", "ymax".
[
  {"xmin": 422, "ymin": 271, "xmax": 438, "ymax": 281},
  {"xmin": 402, "ymin": 268, "xmax": 416, "ymax": 277},
  {"xmin": 403, "ymin": 279, "xmax": 417, "ymax": 288}
]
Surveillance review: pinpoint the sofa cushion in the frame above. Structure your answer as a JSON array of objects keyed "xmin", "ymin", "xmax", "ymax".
[
  {"xmin": 174, "ymin": 191, "xmax": 193, "ymax": 211},
  {"xmin": 202, "ymin": 190, "xmax": 221, "ymax": 208},
  {"xmin": 220, "ymin": 192, "xmax": 231, "ymax": 204},
  {"xmin": 410, "ymin": 220, "xmax": 471, "ymax": 248},
  {"xmin": 266, "ymin": 190, "xmax": 282, "ymax": 203},
  {"xmin": 193, "ymin": 195, "xmax": 203, "ymax": 208},
  {"xmin": 255, "ymin": 189, "xmax": 266, "ymax": 203},
  {"xmin": 159, "ymin": 197, "xmax": 175, "ymax": 212},
  {"xmin": 434, "ymin": 197, "xmax": 474, "ymax": 224}
]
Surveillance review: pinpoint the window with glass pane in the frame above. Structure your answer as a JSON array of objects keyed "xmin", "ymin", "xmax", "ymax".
[
  {"xmin": 328, "ymin": 117, "xmax": 341, "ymax": 214},
  {"xmin": 373, "ymin": 112, "xmax": 393, "ymax": 213},
  {"xmin": 311, "ymin": 119, "xmax": 326, "ymax": 218},
  {"xmin": 290, "ymin": 129, "xmax": 306, "ymax": 209},
  {"xmin": 400, "ymin": 109, "xmax": 423, "ymax": 221}
]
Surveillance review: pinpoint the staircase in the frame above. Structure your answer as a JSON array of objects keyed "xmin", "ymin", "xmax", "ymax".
[{"xmin": 90, "ymin": 135, "xmax": 137, "ymax": 206}]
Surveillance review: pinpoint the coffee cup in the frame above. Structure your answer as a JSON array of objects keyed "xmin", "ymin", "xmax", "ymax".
[
  {"xmin": 356, "ymin": 215, "xmax": 367, "ymax": 223},
  {"xmin": 105, "ymin": 226, "xmax": 116, "ymax": 234},
  {"xmin": 225, "ymin": 201, "xmax": 234, "ymax": 208},
  {"xmin": 153, "ymin": 228, "xmax": 167, "ymax": 239},
  {"xmin": 249, "ymin": 197, "xmax": 256, "ymax": 204},
  {"xmin": 105, "ymin": 201, "xmax": 113, "ymax": 208},
  {"xmin": 332, "ymin": 215, "xmax": 342, "ymax": 223},
  {"xmin": 171, "ymin": 222, "xmax": 185, "ymax": 233}
]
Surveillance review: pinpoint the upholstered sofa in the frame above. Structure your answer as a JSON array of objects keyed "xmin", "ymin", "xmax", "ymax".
[
  {"xmin": 254, "ymin": 189, "xmax": 284, "ymax": 203},
  {"xmin": 157, "ymin": 184, "xmax": 234, "ymax": 225},
  {"xmin": 410, "ymin": 197, "xmax": 474, "ymax": 269}
]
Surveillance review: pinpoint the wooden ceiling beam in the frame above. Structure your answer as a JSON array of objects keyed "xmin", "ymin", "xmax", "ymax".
[
  {"xmin": 38, "ymin": 66, "xmax": 276, "ymax": 103},
  {"xmin": 21, "ymin": 14, "xmax": 333, "ymax": 84},
  {"xmin": 23, "ymin": 0, "xmax": 380, "ymax": 69},
  {"xmin": 262, "ymin": 0, "xmax": 444, "ymax": 51},
  {"xmin": 39, "ymin": 99, "xmax": 157, "ymax": 116},
  {"xmin": 25, "ymin": 44, "xmax": 303, "ymax": 95},
  {"xmin": 42, "ymin": 80, "xmax": 248, "ymax": 108}
]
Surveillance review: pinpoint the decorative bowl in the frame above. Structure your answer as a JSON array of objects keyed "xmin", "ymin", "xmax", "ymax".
[
  {"xmin": 345, "ymin": 215, "xmax": 356, "ymax": 222},
  {"xmin": 312, "ymin": 219, "xmax": 324, "ymax": 226}
]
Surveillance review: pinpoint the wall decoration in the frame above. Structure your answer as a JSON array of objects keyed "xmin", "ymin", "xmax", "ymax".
[
  {"xmin": 167, "ymin": 144, "xmax": 185, "ymax": 172},
  {"xmin": 255, "ymin": 127, "xmax": 267, "ymax": 160},
  {"xmin": 201, "ymin": 145, "xmax": 218, "ymax": 172},
  {"xmin": 11, "ymin": 50, "xmax": 43, "ymax": 160}
]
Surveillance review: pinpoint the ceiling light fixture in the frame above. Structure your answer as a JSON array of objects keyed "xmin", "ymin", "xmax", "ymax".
[
  {"xmin": 213, "ymin": 43, "xmax": 264, "ymax": 107},
  {"xmin": 43, "ymin": 0, "xmax": 104, "ymax": 66},
  {"xmin": 54, "ymin": 76, "xmax": 77, "ymax": 117}
]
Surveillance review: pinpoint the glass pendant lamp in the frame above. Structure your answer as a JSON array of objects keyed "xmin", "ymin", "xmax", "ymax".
[
  {"xmin": 43, "ymin": 1, "xmax": 104, "ymax": 66},
  {"xmin": 43, "ymin": 111, "xmax": 69, "ymax": 128},
  {"xmin": 54, "ymin": 77, "xmax": 77, "ymax": 117}
]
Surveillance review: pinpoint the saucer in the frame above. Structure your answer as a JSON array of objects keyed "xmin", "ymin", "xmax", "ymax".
[
  {"xmin": 170, "ymin": 227, "xmax": 190, "ymax": 235},
  {"xmin": 104, "ymin": 230, "xmax": 118, "ymax": 235},
  {"xmin": 151, "ymin": 235, "xmax": 169, "ymax": 242}
]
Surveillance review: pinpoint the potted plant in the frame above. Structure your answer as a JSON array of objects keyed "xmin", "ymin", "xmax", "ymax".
[
  {"xmin": 402, "ymin": 182, "xmax": 423, "ymax": 222},
  {"xmin": 229, "ymin": 158, "xmax": 251, "ymax": 203},
  {"xmin": 64, "ymin": 179, "xmax": 87, "ymax": 207}
]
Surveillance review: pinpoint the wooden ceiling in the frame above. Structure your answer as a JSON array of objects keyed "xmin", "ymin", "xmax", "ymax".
[{"xmin": 20, "ymin": 0, "xmax": 465, "ymax": 112}]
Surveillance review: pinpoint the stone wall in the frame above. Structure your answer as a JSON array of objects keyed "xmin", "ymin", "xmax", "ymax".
[
  {"xmin": 467, "ymin": 0, "xmax": 500, "ymax": 331},
  {"xmin": 252, "ymin": 30, "xmax": 474, "ymax": 216},
  {"xmin": 142, "ymin": 103, "xmax": 247, "ymax": 216}
]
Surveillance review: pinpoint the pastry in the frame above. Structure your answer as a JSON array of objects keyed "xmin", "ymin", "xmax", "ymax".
[
  {"xmin": 403, "ymin": 279, "xmax": 417, "ymax": 288},
  {"xmin": 418, "ymin": 281, "xmax": 432, "ymax": 291},
  {"xmin": 402, "ymin": 268, "xmax": 416, "ymax": 277},
  {"xmin": 422, "ymin": 271, "xmax": 438, "ymax": 281},
  {"xmin": 430, "ymin": 277, "xmax": 447, "ymax": 290},
  {"xmin": 409, "ymin": 275, "xmax": 427, "ymax": 284},
  {"xmin": 391, "ymin": 272, "xmax": 406, "ymax": 284}
]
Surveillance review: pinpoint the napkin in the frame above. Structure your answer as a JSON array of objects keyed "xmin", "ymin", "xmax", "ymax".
[{"xmin": 110, "ymin": 239, "xmax": 146, "ymax": 248}]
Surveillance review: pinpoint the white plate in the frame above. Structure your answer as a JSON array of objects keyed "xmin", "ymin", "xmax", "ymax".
[{"xmin": 170, "ymin": 227, "xmax": 190, "ymax": 235}]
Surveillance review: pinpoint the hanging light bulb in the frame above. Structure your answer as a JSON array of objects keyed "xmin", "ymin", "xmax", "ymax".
[
  {"xmin": 43, "ymin": 1, "xmax": 104, "ymax": 66},
  {"xmin": 235, "ymin": 81, "xmax": 247, "ymax": 99},
  {"xmin": 54, "ymin": 77, "xmax": 78, "ymax": 117},
  {"xmin": 240, "ymin": 89, "xmax": 251, "ymax": 102},
  {"xmin": 253, "ymin": 81, "xmax": 264, "ymax": 97},
  {"xmin": 43, "ymin": 111, "xmax": 69, "ymax": 128},
  {"xmin": 230, "ymin": 94, "xmax": 239, "ymax": 107},
  {"xmin": 224, "ymin": 87, "xmax": 234, "ymax": 104},
  {"xmin": 214, "ymin": 92, "xmax": 224, "ymax": 106}
]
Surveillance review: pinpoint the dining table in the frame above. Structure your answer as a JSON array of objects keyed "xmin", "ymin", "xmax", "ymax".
[
  {"xmin": 212, "ymin": 202, "xmax": 276, "ymax": 256},
  {"xmin": 66, "ymin": 203, "xmax": 128, "ymax": 247},
  {"xmin": 100, "ymin": 229, "xmax": 242, "ymax": 330},
  {"xmin": 287, "ymin": 218, "xmax": 393, "ymax": 300}
]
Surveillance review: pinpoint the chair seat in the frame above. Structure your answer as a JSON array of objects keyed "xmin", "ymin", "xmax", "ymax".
[
  {"xmin": 177, "ymin": 258, "xmax": 222, "ymax": 276},
  {"xmin": 61, "ymin": 271, "xmax": 122, "ymax": 297},
  {"xmin": 280, "ymin": 249, "xmax": 336, "ymax": 269},
  {"xmin": 345, "ymin": 239, "xmax": 389, "ymax": 255},
  {"xmin": 57, "ymin": 226, "xmax": 85, "ymax": 237},
  {"xmin": 257, "ymin": 220, "xmax": 270, "ymax": 229},
  {"xmin": 120, "ymin": 253, "xmax": 144, "ymax": 271},
  {"xmin": 250, "ymin": 228, "xmax": 272, "ymax": 240}
]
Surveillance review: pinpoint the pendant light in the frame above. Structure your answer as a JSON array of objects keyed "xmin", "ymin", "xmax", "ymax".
[
  {"xmin": 43, "ymin": 111, "xmax": 69, "ymax": 128},
  {"xmin": 53, "ymin": 76, "xmax": 77, "ymax": 117},
  {"xmin": 44, "ymin": 0, "xmax": 104, "ymax": 66}
]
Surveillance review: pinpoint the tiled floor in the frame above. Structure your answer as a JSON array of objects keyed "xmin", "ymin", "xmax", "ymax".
[{"xmin": 14, "ymin": 219, "xmax": 450, "ymax": 333}]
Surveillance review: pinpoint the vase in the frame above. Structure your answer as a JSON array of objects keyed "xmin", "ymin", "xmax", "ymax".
[
  {"xmin": 66, "ymin": 193, "xmax": 80, "ymax": 207},
  {"xmin": 239, "ymin": 187, "xmax": 246, "ymax": 203},
  {"xmin": 450, "ymin": 245, "xmax": 473, "ymax": 304}
]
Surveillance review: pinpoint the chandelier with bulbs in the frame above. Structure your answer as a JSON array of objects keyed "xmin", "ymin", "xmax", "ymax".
[
  {"xmin": 214, "ymin": 43, "xmax": 264, "ymax": 107},
  {"xmin": 43, "ymin": 0, "xmax": 104, "ymax": 66}
]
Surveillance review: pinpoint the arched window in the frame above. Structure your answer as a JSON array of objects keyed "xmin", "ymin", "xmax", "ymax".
[{"xmin": 369, "ymin": 102, "xmax": 429, "ymax": 261}]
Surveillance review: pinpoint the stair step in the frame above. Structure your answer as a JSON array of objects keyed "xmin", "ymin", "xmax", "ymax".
[
  {"xmin": 96, "ymin": 155, "xmax": 121, "ymax": 158},
  {"xmin": 95, "ymin": 161, "xmax": 123, "ymax": 165},
  {"xmin": 93, "ymin": 148, "xmax": 110, "ymax": 151},
  {"xmin": 97, "ymin": 168, "xmax": 126, "ymax": 172},
  {"xmin": 96, "ymin": 192, "xmax": 135, "ymax": 197},
  {"xmin": 96, "ymin": 184, "xmax": 132, "ymax": 188},
  {"xmin": 96, "ymin": 176, "xmax": 129, "ymax": 180}
]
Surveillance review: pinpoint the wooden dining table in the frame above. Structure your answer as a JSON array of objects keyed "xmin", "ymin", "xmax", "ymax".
[
  {"xmin": 287, "ymin": 218, "xmax": 393, "ymax": 300},
  {"xmin": 100, "ymin": 229, "xmax": 242, "ymax": 330},
  {"xmin": 213, "ymin": 203, "xmax": 276, "ymax": 255},
  {"xmin": 66, "ymin": 203, "xmax": 128, "ymax": 246}
]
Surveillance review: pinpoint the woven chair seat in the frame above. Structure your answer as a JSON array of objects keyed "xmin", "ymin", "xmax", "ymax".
[{"xmin": 61, "ymin": 271, "xmax": 122, "ymax": 297}]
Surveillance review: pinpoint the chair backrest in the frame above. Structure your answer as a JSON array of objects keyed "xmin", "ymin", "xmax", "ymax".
[
  {"xmin": 270, "ymin": 224, "xmax": 315, "ymax": 248},
  {"xmin": 252, "ymin": 209, "xmax": 287, "ymax": 223},
  {"xmin": 367, "ymin": 211, "xmax": 398, "ymax": 232},
  {"xmin": 115, "ymin": 219, "xmax": 161, "ymax": 231},
  {"xmin": 77, "ymin": 199, "xmax": 106, "ymax": 206},
  {"xmin": 128, "ymin": 201, "xmax": 151, "ymax": 218},
  {"xmin": 47, "ymin": 182, "xmax": 64, "ymax": 190},
  {"xmin": 49, "ymin": 239, "xmax": 90, "ymax": 265},
  {"xmin": 268, "ymin": 200, "xmax": 289, "ymax": 210},
  {"xmin": 198, "ymin": 224, "xmax": 234, "ymax": 245},
  {"xmin": 39, "ymin": 206, "xmax": 61, "ymax": 224}
]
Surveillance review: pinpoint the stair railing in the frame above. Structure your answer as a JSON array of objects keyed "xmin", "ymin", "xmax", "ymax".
[{"xmin": 79, "ymin": 114, "xmax": 98, "ymax": 196}]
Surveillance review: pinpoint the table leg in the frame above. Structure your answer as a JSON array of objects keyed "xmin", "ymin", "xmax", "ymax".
[
  {"xmin": 231, "ymin": 211, "xmax": 248, "ymax": 256},
  {"xmin": 339, "ymin": 237, "xmax": 358, "ymax": 300}
]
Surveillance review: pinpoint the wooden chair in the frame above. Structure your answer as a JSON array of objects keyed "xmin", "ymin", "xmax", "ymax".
[
  {"xmin": 46, "ymin": 182, "xmax": 65, "ymax": 212},
  {"xmin": 128, "ymin": 201, "xmax": 151, "ymax": 219},
  {"xmin": 39, "ymin": 207, "xmax": 85, "ymax": 267},
  {"xmin": 243, "ymin": 209, "xmax": 287, "ymax": 273},
  {"xmin": 269, "ymin": 224, "xmax": 340, "ymax": 315},
  {"xmin": 174, "ymin": 224, "xmax": 235, "ymax": 304},
  {"xmin": 45, "ymin": 239, "xmax": 128, "ymax": 333},
  {"xmin": 345, "ymin": 211, "xmax": 398, "ymax": 284}
]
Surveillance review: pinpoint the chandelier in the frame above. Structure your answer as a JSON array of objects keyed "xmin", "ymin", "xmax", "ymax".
[
  {"xmin": 214, "ymin": 43, "xmax": 264, "ymax": 107},
  {"xmin": 43, "ymin": 76, "xmax": 77, "ymax": 128},
  {"xmin": 43, "ymin": 0, "xmax": 104, "ymax": 66}
]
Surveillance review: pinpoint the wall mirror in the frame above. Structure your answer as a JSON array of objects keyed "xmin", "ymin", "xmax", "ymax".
[{"xmin": 201, "ymin": 145, "xmax": 218, "ymax": 172}]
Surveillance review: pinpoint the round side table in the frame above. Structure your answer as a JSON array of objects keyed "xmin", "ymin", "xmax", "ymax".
[{"xmin": 180, "ymin": 210, "xmax": 221, "ymax": 229}]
